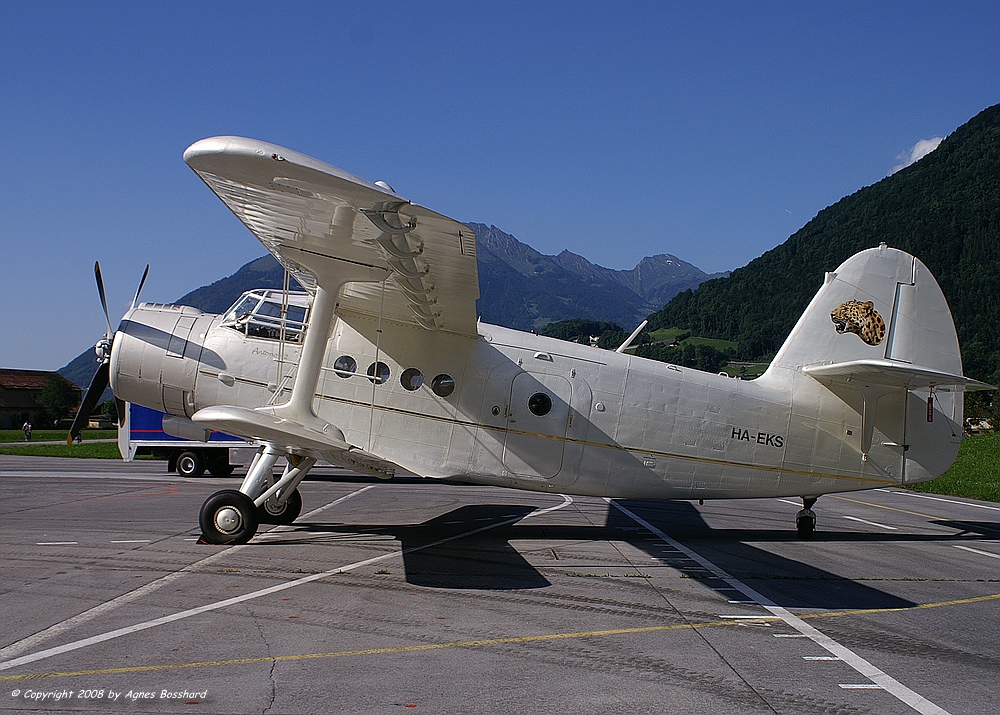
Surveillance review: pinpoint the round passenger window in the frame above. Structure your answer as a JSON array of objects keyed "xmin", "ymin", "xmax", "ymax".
[
  {"xmin": 333, "ymin": 355, "xmax": 356, "ymax": 378},
  {"xmin": 528, "ymin": 392, "xmax": 552, "ymax": 416},
  {"xmin": 431, "ymin": 373, "xmax": 456, "ymax": 397},
  {"xmin": 400, "ymin": 368, "xmax": 424, "ymax": 391},
  {"xmin": 367, "ymin": 361, "xmax": 390, "ymax": 385}
]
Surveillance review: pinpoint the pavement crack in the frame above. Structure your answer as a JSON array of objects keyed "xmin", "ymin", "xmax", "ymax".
[{"xmin": 247, "ymin": 603, "xmax": 277, "ymax": 714}]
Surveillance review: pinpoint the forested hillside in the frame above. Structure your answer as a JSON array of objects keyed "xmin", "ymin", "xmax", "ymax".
[{"xmin": 649, "ymin": 103, "xmax": 1000, "ymax": 384}]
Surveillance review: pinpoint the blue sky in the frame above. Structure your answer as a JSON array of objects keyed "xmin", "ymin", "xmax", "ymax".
[{"xmin": 2, "ymin": 1, "xmax": 998, "ymax": 371}]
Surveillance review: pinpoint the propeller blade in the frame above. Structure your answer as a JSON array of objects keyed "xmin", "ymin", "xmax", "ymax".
[
  {"xmin": 94, "ymin": 261, "xmax": 113, "ymax": 340},
  {"xmin": 67, "ymin": 362, "xmax": 110, "ymax": 445},
  {"xmin": 131, "ymin": 264, "xmax": 150, "ymax": 310}
]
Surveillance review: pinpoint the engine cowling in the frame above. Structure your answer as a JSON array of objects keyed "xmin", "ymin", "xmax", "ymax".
[{"xmin": 110, "ymin": 303, "xmax": 218, "ymax": 417}]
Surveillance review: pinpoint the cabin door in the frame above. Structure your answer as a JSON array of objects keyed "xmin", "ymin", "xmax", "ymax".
[{"xmin": 502, "ymin": 372, "xmax": 572, "ymax": 479}]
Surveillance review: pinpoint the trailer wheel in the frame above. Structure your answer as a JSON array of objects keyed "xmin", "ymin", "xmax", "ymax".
[
  {"xmin": 206, "ymin": 451, "xmax": 235, "ymax": 477},
  {"xmin": 208, "ymin": 462, "xmax": 235, "ymax": 477},
  {"xmin": 176, "ymin": 450, "xmax": 205, "ymax": 478}
]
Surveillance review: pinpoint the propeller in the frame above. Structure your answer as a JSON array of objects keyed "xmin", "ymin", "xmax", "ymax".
[{"xmin": 67, "ymin": 261, "xmax": 149, "ymax": 445}]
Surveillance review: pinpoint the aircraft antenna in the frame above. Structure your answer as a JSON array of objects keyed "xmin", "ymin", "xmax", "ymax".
[{"xmin": 616, "ymin": 320, "xmax": 648, "ymax": 353}]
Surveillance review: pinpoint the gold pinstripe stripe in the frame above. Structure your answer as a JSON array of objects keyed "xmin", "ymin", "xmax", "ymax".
[{"xmin": 197, "ymin": 369, "xmax": 893, "ymax": 487}]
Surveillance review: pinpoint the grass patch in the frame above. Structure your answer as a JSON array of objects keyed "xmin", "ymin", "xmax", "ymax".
[
  {"xmin": 0, "ymin": 441, "xmax": 122, "ymax": 458},
  {"xmin": 718, "ymin": 362, "xmax": 770, "ymax": 379},
  {"xmin": 0, "ymin": 429, "xmax": 117, "ymax": 442},
  {"xmin": 683, "ymin": 336, "xmax": 738, "ymax": 351},
  {"xmin": 647, "ymin": 327, "xmax": 690, "ymax": 342},
  {"xmin": 646, "ymin": 328, "xmax": 738, "ymax": 352},
  {"xmin": 905, "ymin": 432, "xmax": 1000, "ymax": 502}
]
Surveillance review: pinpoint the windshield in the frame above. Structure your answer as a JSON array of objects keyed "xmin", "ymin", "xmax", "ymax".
[{"xmin": 221, "ymin": 290, "xmax": 311, "ymax": 342}]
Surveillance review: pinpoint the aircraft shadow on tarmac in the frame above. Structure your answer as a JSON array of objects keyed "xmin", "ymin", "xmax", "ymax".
[
  {"xmin": 260, "ymin": 498, "xmax": 998, "ymax": 610},
  {"xmin": 930, "ymin": 520, "xmax": 1000, "ymax": 537}
]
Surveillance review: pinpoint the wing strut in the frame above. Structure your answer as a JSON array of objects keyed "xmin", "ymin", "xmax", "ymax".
[{"xmin": 274, "ymin": 284, "xmax": 337, "ymax": 420}]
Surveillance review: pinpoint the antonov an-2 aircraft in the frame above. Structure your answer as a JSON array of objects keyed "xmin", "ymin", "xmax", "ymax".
[{"xmin": 69, "ymin": 136, "xmax": 990, "ymax": 544}]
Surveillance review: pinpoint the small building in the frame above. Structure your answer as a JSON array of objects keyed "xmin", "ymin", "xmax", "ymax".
[{"xmin": 0, "ymin": 369, "xmax": 82, "ymax": 429}]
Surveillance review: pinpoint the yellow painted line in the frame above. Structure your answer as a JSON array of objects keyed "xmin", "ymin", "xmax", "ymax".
[
  {"xmin": 830, "ymin": 494, "xmax": 1000, "ymax": 534},
  {"xmin": 801, "ymin": 591, "xmax": 1000, "ymax": 620},
  {"xmin": 829, "ymin": 494, "xmax": 939, "ymax": 520},
  {"xmin": 4, "ymin": 592, "xmax": 998, "ymax": 682}
]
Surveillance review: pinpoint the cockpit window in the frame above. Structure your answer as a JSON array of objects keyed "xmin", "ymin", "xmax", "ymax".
[{"xmin": 221, "ymin": 290, "xmax": 311, "ymax": 342}]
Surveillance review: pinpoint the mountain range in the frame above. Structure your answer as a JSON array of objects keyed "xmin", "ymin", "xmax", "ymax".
[
  {"xmin": 649, "ymin": 102, "xmax": 1000, "ymax": 385},
  {"xmin": 60, "ymin": 224, "xmax": 721, "ymax": 388}
]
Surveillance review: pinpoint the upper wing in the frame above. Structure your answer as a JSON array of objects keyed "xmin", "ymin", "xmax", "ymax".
[{"xmin": 183, "ymin": 136, "xmax": 479, "ymax": 336}]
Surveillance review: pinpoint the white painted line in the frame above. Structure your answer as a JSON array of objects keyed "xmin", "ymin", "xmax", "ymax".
[
  {"xmin": 952, "ymin": 544, "xmax": 1000, "ymax": 560},
  {"xmin": 36, "ymin": 542, "xmax": 77, "ymax": 545},
  {"xmin": 110, "ymin": 539, "xmax": 150, "ymax": 543},
  {"xmin": 894, "ymin": 492, "xmax": 1000, "ymax": 512},
  {"xmin": 607, "ymin": 499, "xmax": 952, "ymax": 715},
  {"xmin": 773, "ymin": 633, "xmax": 808, "ymax": 638},
  {"xmin": 843, "ymin": 515, "xmax": 898, "ymax": 530},
  {"xmin": 804, "ymin": 656, "xmax": 841, "ymax": 661},
  {"xmin": 776, "ymin": 499, "xmax": 800, "ymax": 507},
  {"xmin": 720, "ymin": 615, "xmax": 775, "ymax": 620},
  {"xmin": 0, "ymin": 485, "xmax": 378, "ymax": 663},
  {"xmin": 0, "ymin": 493, "xmax": 573, "ymax": 673},
  {"xmin": 840, "ymin": 684, "xmax": 884, "ymax": 690},
  {"xmin": 728, "ymin": 599, "xmax": 755, "ymax": 604}
]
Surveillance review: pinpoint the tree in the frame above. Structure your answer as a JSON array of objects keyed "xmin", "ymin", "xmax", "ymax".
[{"xmin": 36, "ymin": 374, "xmax": 79, "ymax": 425}]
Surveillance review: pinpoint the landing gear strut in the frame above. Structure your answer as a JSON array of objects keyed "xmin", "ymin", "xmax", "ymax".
[
  {"xmin": 198, "ymin": 444, "xmax": 315, "ymax": 544},
  {"xmin": 796, "ymin": 496, "xmax": 819, "ymax": 540}
]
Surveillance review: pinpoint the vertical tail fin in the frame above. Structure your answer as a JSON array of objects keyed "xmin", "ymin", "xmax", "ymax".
[
  {"xmin": 768, "ymin": 243, "xmax": 963, "ymax": 375},
  {"xmin": 765, "ymin": 244, "xmax": 987, "ymax": 483}
]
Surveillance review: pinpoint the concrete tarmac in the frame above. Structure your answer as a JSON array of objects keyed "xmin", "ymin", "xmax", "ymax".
[{"xmin": 0, "ymin": 455, "xmax": 997, "ymax": 714}]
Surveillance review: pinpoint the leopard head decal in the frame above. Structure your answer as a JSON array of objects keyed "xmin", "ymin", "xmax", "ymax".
[{"xmin": 830, "ymin": 300, "xmax": 885, "ymax": 346}]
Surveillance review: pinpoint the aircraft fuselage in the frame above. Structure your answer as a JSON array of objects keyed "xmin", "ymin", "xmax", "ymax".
[{"xmin": 111, "ymin": 299, "xmax": 960, "ymax": 502}]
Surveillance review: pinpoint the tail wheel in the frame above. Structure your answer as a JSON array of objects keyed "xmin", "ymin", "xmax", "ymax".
[
  {"xmin": 258, "ymin": 489, "xmax": 303, "ymax": 525},
  {"xmin": 199, "ymin": 489, "xmax": 259, "ymax": 544},
  {"xmin": 796, "ymin": 508, "xmax": 817, "ymax": 540}
]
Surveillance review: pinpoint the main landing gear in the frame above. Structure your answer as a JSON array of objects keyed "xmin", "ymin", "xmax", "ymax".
[
  {"xmin": 198, "ymin": 445, "xmax": 315, "ymax": 544},
  {"xmin": 796, "ymin": 496, "xmax": 819, "ymax": 540}
]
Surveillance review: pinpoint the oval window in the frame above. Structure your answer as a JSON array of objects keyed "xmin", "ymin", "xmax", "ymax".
[
  {"xmin": 333, "ymin": 355, "xmax": 356, "ymax": 378},
  {"xmin": 528, "ymin": 392, "xmax": 552, "ymax": 416},
  {"xmin": 367, "ymin": 361, "xmax": 390, "ymax": 385},
  {"xmin": 431, "ymin": 373, "xmax": 456, "ymax": 397},
  {"xmin": 400, "ymin": 367, "xmax": 424, "ymax": 391}
]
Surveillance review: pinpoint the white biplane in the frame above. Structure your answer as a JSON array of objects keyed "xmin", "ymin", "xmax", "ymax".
[{"xmin": 69, "ymin": 136, "xmax": 990, "ymax": 544}]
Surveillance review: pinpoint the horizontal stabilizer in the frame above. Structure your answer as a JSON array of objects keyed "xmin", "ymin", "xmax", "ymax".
[{"xmin": 803, "ymin": 359, "xmax": 993, "ymax": 391}]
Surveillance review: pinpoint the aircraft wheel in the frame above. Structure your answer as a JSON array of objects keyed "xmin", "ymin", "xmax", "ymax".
[
  {"xmin": 177, "ymin": 450, "xmax": 205, "ymax": 478},
  {"xmin": 199, "ymin": 489, "xmax": 259, "ymax": 544},
  {"xmin": 795, "ymin": 508, "xmax": 816, "ymax": 540},
  {"xmin": 258, "ymin": 489, "xmax": 302, "ymax": 525}
]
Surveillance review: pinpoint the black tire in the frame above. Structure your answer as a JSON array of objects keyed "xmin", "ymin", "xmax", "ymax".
[
  {"xmin": 199, "ymin": 489, "xmax": 259, "ymax": 544},
  {"xmin": 176, "ymin": 450, "xmax": 205, "ymax": 478},
  {"xmin": 206, "ymin": 453, "xmax": 236, "ymax": 477},
  {"xmin": 796, "ymin": 509, "xmax": 816, "ymax": 540},
  {"xmin": 258, "ymin": 489, "xmax": 303, "ymax": 525}
]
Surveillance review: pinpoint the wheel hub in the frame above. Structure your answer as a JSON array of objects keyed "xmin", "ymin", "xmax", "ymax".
[
  {"xmin": 263, "ymin": 498, "xmax": 286, "ymax": 517},
  {"xmin": 214, "ymin": 507, "xmax": 242, "ymax": 534}
]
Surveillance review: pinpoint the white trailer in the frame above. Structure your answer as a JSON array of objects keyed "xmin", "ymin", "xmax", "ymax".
[{"xmin": 119, "ymin": 402, "xmax": 256, "ymax": 477}]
